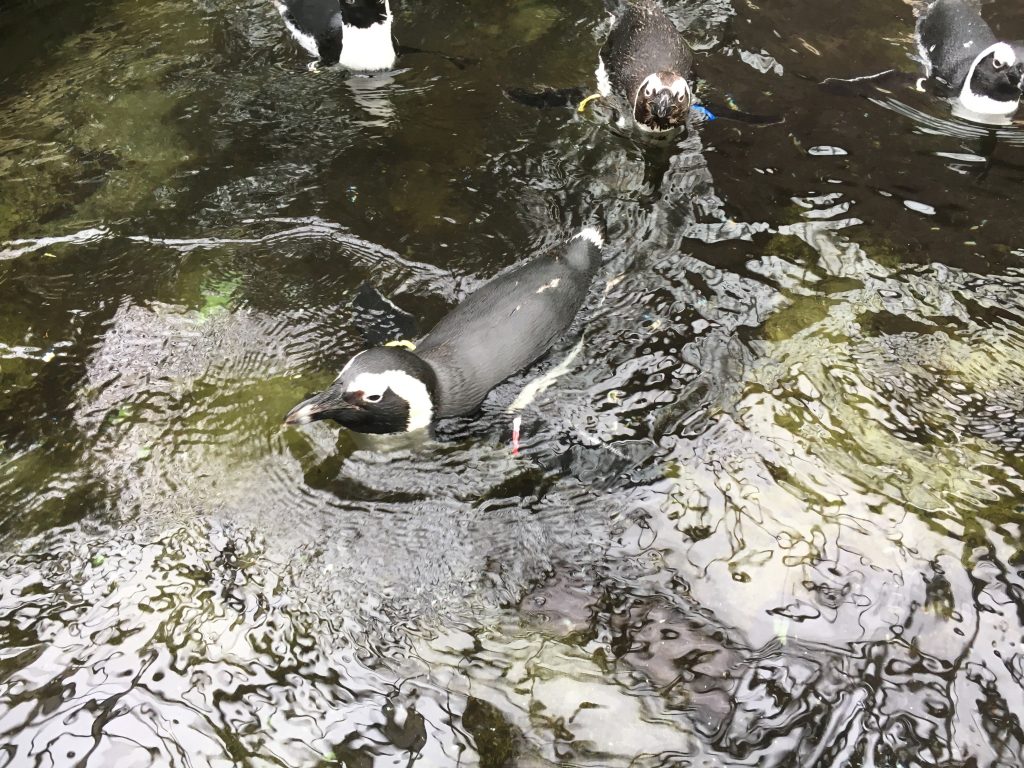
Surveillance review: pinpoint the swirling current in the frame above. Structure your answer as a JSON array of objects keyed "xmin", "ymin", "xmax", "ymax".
[{"xmin": 2, "ymin": 0, "xmax": 1024, "ymax": 765}]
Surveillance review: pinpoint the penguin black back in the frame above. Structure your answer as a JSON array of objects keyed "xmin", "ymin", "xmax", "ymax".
[{"xmin": 416, "ymin": 229, "xmax": 604, "ymax": 417}]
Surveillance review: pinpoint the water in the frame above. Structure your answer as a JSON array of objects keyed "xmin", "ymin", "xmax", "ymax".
[{"xmin": 2, "ymin": 0, "xmax": 1024, "ymax": 764}]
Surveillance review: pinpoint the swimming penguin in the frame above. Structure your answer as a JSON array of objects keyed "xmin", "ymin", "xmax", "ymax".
[
  {"xmin": 597, "ymin": 0, "xmax": 695, "ymax": 133},
  {"xmin": 272, "ymin": 0, "xmax": 396, "ymax": 71},
  {"xmin": 284, "ymin": 227, "xmax": 605, "ymax": 434},
  {"xmin": 505, "ymin": 0, "xmax": 778, "ymax": 130},
  {"xmin": 917, "ymin": 0, "xmax": 1024, "ymax": 120},
  {"xmin": 821, "ymin": 0, "xmax": 1024, "ymax": 124}
]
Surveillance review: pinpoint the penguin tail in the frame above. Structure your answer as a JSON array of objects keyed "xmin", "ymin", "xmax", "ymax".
[{"xmin": 565, "ymin": 217, "xmax": 606, "ymax": 271}]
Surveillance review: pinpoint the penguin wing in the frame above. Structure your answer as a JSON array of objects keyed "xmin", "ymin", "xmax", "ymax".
[{"xmin": 918, "ymin": 0, "xmax": 997, "ymax": 87}]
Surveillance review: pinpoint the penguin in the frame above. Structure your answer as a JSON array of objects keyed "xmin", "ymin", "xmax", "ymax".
[
  {"xmin": 505, "ymin": 0, "xmax": 778, "ymax": 130},
  {"xmin": 916, "ymin": 0, "xmax": 1024, "ymax": 119},
  {"xmin": 596, "ymin": 0, "xmax": 695, "ymax": 133},
  {"xmin": 272, "ymin": 0, "xmax": 396, "ymax": 71},
  {"xmin": 284, "ymin": 227, "xmax": 606, "ymax": 434},
  {"xmin": 821, "ymin": 0, "xmax": 1024, "ymax": 124}
]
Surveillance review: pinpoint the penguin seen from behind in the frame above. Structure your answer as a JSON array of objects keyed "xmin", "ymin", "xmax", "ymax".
[{"xmin": 285, "ymin": 226, "xmax": 606, "ymax": 434}]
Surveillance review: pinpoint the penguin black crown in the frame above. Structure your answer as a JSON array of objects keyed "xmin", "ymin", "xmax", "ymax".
[
  {"xmin": 285, "ymin": 226, "xmax": 606, "ymax": 434},
  {"xmin": 273, "ymin": 0, "xmax": 395, "ymax": 71},
  {"xmin": 917, "ymin": 0, "xmax": 1024, "ymax": 121},
  {"xmin": 598, "ymin": 0, "xmax": 695, "ymax": 133}
]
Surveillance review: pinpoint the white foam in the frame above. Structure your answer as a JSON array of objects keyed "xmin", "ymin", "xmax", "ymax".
[{"xmin": 595, "ymin": 56, "xmax": 612, "ymax": 97}]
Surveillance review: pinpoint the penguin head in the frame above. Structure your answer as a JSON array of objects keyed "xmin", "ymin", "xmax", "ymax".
[
  {"xmin": 285, "ymin": 346, "xmax": 437, "ymax": 434},
  {"xmin": 339, "ymin": 0, "xmax": 390, "ymax": 28},
  {"xmin": 633, "ymin": 71, "xmax": 693, "ymax": 132},
  {"xmin": 961, "ymin": 42, "xmax": 1024, "ymax": 115}
]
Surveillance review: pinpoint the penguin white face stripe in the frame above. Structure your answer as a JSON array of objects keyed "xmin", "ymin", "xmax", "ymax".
[
  {"xmin": 961, "ymin": 42, "xmax": 1020, "ymax": 115},
  {"xmin": 347, "ymin": 370, "xmax": 433, "ymax": 431},
  {"xmin": 633, "ymin": 73, "xmax": 692, "ymax": 127},
  {"xmin": 337, "ymin": 4, "xmax": 396, "ymax": 71}
]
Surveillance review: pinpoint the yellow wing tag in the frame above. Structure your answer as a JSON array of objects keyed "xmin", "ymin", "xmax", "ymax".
[
  {"xmin": 385, "ymin": 339, "xmax": 417, "ymax": 351},
  {"xmin": 577, "ymin": 94, "xmax": 602, "ymax": 113}
]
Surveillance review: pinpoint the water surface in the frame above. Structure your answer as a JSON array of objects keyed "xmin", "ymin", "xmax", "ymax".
[{"xmin": 2, "ymin": 0, "xmax": 1024, "ymax": 765}]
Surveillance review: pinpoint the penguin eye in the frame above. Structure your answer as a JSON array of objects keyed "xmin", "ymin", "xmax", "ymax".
[
  {"xmin": 994, "ymin": 57, "xmax": 1007, "ymax": 70},
  {"xmin": 645, "ymin": 87, "xmax": 655, "ymax": 98},
  {"xmin": 676, "ymin": 93, "xmax": 686, "ymax": 103},
  {"xmin": 364, "ymin": 393, "xmax": 382, "ymax": 403}
]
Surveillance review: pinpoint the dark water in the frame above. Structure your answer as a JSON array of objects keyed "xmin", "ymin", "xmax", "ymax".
[{"xmin": 3, "ymin": 0, "xmax": 1024, "ymax": 765}]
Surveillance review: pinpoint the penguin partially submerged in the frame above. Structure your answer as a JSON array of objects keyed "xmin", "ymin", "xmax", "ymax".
[
  {"xmin": 822, "ymin": 0, "xmax": 1024, "ymax": 125},
  {"xmin": 506, "ymin": 0, "xmax": 778, "ymax": 134},
  {"xmin": 597, "ymin": 0, "xmax": 695, "ymax": 133},
  {"xmin": 272, "ymin": 0, "xmax": 396, "ymax": 71},
  {"xmin": 285, "ymin": 227, "xmax": 605, "ymax": 434},
  {"xmin": 917, "ymin": 0, "xmax": 1024, "ymax": 121}
]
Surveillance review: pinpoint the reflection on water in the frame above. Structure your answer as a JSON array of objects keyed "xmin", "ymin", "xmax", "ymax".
[{"xmin": 2, "ymin": 0, "xmax": 1024, "ymax": 765}]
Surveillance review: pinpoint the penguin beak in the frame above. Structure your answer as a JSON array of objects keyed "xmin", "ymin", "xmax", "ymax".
[
  {"xmin": 652, "ymin": 91, "xmax": 673, "ymax": 120},
  {"xmin": 284, "ymin": 387, "xmax": 354, "ymax": 425}
]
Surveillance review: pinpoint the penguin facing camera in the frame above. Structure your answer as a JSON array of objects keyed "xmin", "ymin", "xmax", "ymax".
[
  {"xmin": 506, "ymin": 0, "xmax": 780, "ymax": 135},
  {"xmin": 285, "ymin": 226, "xmax": 606, "ymax": 435},
  {"xmin": 597, "ymin": 0, "xmax": 696, "ymax": 134},
  {"xmin": 822, "ymin": 0, "xmax": 1024, "ymax": 125}
]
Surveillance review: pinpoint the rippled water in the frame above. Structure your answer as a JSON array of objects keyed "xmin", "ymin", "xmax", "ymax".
[{"xmin": 3, "ymin": 0, "xmax": 1024, "ymax": 765}]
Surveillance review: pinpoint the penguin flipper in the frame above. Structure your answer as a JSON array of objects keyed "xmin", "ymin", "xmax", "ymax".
[
  {"xmin": 819, "ymin": 70, "xmax": 920, "ymax": 98},
  {"xmin": 698, "ymin": 99, "xmax": 785, "ymax": 126},
  {"xmin": 504, "ymin": 86, "xmax": 589, "ymax": 110},
  {"xmin": 395, "ymin": 44, "xmax": 476, "ymax": 70}
]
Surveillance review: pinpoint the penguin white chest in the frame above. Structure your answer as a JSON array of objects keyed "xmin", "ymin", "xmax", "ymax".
[{"xmin": 338, "ymin": 19, "xmax": 396, "ymax": 71}]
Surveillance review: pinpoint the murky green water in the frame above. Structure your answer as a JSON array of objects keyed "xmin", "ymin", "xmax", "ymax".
[{"xmin": 3, "ymin": 0, "xmax": 1024, "ymax": 765}]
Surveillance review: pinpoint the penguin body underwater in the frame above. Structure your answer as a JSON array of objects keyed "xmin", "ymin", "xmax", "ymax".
[
  {"xmin": 272, "ymin": 0, "xmax": 396, "ymax": 71},
  {"xmin": 597, "ymin": 0, "xmax": 695, "ymax": 133},
  {"xmin": 285, "ymin": 227, "xmax": 605, "ymax": 434},
  {"xmin": 916, "ymin": 0, "xmax": 1024, "ymax": 120}
]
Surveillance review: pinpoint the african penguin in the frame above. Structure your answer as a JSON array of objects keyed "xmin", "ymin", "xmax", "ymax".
[
  {"xmin": 285, "ymin": 227, "xmax": 606, "ymax": 434},
  {"xmin": 272, "ymin": 0, "xmax": 396, "ymax": 71},
  {"xmin": 917, "ymin": 0, "xmax": 1024, "ymax": 119},
  {"xmin": 598, "ymin": 0, "xmax": 695, "ymax": 133}
]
